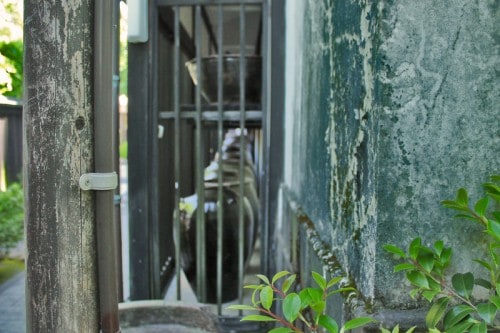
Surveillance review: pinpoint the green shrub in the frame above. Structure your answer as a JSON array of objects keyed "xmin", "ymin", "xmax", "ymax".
[
  {"xmin": 0, "ymin": 182, "xmax": 24, "ymax": 258},
  {"xmin": 385, "ymin": 175, "xmax": 500, "ymax": 332},
  {"xmin": 228, "ymin": 271, "xmax": 375, "ymax": 333}
]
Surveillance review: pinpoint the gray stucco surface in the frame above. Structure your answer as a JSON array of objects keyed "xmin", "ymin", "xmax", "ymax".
[{"xmin": 283, "ymin": 0, "xmax": 499, "ymax": 317}]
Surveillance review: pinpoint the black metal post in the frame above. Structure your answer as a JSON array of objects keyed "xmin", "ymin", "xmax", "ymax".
[{"xmin": 94, "ymin": 0, "xmax": 120, "ymax": 331}]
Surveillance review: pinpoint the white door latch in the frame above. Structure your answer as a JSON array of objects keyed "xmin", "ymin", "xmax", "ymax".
[{"xmin": 79, "ymin": 172, "xmax": 118, "ymax": 191}]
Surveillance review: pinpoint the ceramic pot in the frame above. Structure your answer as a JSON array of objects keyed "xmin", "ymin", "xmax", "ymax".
[{"xmin": 180, "ymin": 185, "xmax": 254, "ymax": 303}]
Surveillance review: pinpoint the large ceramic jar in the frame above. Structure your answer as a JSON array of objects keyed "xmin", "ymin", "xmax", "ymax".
[{"xmin": 180, "ymin": 184, "xmax": 255, "ymax": 303}]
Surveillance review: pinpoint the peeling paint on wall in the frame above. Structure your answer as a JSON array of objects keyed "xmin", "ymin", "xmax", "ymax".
[{"xmin": 283, "ymin": 0, "xmax": 499, "ymax": 314}]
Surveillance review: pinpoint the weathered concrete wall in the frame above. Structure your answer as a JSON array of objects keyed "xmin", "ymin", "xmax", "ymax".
[{"xmin": 283, "ymin": 0, "xmax": 499, "ymax": 320}]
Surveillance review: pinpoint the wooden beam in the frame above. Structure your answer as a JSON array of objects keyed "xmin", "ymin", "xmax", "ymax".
[{"xmin": 24, "ymin": 0, "xmax": 99, "ymax": 332}]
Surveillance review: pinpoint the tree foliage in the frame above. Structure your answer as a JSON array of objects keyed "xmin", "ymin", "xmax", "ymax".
[{"xmin": 0, "ymin": 0, "xmax": 23, "ymax": 98}]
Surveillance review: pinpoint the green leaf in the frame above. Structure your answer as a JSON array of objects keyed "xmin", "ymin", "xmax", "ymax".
[
  {"xmin": 474, "ymin": 197, "xmax": 489, "ymax": 217},
  {"xmin": 341, "ymin": 317, "xmax": 376, "ymax": 332},
  {"xmin": 226, "ymin": 304, "xmax": 257, "ymax": 311},
  {"xmin": 272, "ymin": 270, "xmax": 290, "ymax": 284},
  {"xmin": 484, "ymin": 182, "xmax": 500, "ymax": 196},
  {"xmin": 282, "ymin": 274, "xmax": 296, "ymax": 293},
  {"xmin": 445, "ymin": 320, "xmax": 474, "ymax": 333},
  {"xmin": 409, "ymin": 288, "xmax": 420, "ymax": 299},
  {"xmin": 451, "ymin": 272, "xmax": 474, "ymax": 299},
  {"xmin": 422, "ymin": 290, "xmax": 440, "ymax": 302},
  {"xmin": 251, "ymin": 287, "xmax": 260, "ymax": 305},
  {"xmin": 409, "ymin": 238, "xmax": 421, "ymax": 260},
  {"xmin": 244, "ymin": 284, "xmax": 264, "ymax": 290},
  {"xmin": 492, "ymin": 212, "xmax": 500, "ymax": 222},
  {"xmin": 428, "ymin": 329, "xmax": 441, "ymax": 333},
  {"xmin": 394, "ymin": 263, "xmax": 415, "ymax": 272},
  {"xmin": 473, "ymin": 259, "xmax": 492, "ymax": 271},
  {"xmin": 260, "ymin": 286, "xmax": 274, "ymax": 310},
  {"xmin": 383, "ymin": 244, "xmax": 407, "ymax": 258},
  {"xmin": 486, "ymin": 219, "xmax": 500, "ymax": 241},
  {"xmin": 404, "ymin": 326, "xmax": 417, "ymax": 333},
  {"xmin": 489, "ymin": 243, "xmax": 500, "ymax": 266},
  {"xmin": 299, "ymin": 288, "xmax": 323, "ymax": 309},
  {"xmin": 269, "ymin": 328, "xmax": 294, "ymax": 333},
  {"xmin": 310, "ymin": 300, "xmax": 326, "ymax": 315},
  {"xmin": 453, "ymin": 213, "xmax": 477, "ymax": 221},
  {"xmin": 282, "ymin": 293, "xmax": 301, "ymax": 322},
  {"xmin": 256, "ymin": 274, "xmax": 271, "ymax": 285},
  {"xmin": 406, "ymin": 271, "xmax": 429, "ymax": 289},
  {"xmin": 241, "ymin": 314, "xmax": 277, "ymax": 322},
  {"xmin": 443, "ymin": 304, "xmax": 474, "ymax": 329},
  {"xmin": 425, "ymin": 297, "xmax": 450, "ymax": 328},
  {"xmin": 490, "ymin": 175, "xmax": 500, "ymax": 182},
  {"xmin": 327, "ymin": 276, "xmax": 344, "ymax": 288},
  {"xmin": 434, "ymin": 240, "xmax": 444, "ymax": 255},
  {"xmin": 417, "ymin": 251, "xmax": 435, "ymax": 273},
  {"xmin": 312, "ymin": 271, "xmax": 327, "ymax": 289},
  {"xmin": 318, "ymin": 314, "xmax": 339, "ymax": 333},
  {"xmin": 476, "ymin": 302, "xmax": 496, "ymax": 324},
  {"xmin": 490, "ymin": 295, "xmax": 500, "ymax": 309},
  {"xmin": 474, "ymin": 278, "xmax": 492, "ymax": 290},
  {"xmin": 427, "ymin": 278, "xmax": 442, "ymax": 292},
  {"xmin": 441, "ymin": 200, "xmax": 470, "ymax": 212},
  {"xmin": 327, "ymin": 287, "xmax": 356, "ymax": 297},
  {"xmin": 456, "ymin": 188, "xmax": 468, "ymax": 206},
  {"xmin": 469, "ymin": 321, "xmax": 487, "ymax": 333},
  {"xmin": 439, "ymin": 248, "xmax": 453, "ymax": 267}
]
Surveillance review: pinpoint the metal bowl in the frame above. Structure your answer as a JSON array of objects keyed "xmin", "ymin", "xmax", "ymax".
[{"xmin": 185, "ymin": 55, "xmax": 262, "ymax": 104}]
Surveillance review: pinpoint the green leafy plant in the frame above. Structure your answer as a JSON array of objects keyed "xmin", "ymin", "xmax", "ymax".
[
  {"xmin": 0, "ymin": 182, "xmax": 24, "ymax": 258},
  {"xmin": 384, "ymin": 175, "xmax": 500, "ymax": 332},
  {"xmin": 0, "ymin": 40, "xmax": 23, "ymax": 98},
  {"xmin": 380, "ymin": 324, "xmax": 416, "ymax": 333},
  {"xmin": 228, "ymin": 270, "xmax": 375, "ymax": 333}
]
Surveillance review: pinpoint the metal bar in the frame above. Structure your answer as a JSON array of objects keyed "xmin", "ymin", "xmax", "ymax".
[
  {"xmin": 254, "ymin": 12, "xmax": 262, "ymax": 55},
  {"xmin": 159, "ymin": 0, "xmax": 263, "ymax": 6},
  {"xmin": 158, "ymin": 110, "xmax": 262, "ymax": 122},
  {"xmin": 201, "ymin": 6, "xmax": 218, "ymax": 53},
  {"xmin": 216, "ymin": 4, "xmax": 224, "ymax": 314},
  {"xmin": 158, "ymin": 7, "xmax": 196, "ymax": 59},
  {"xmin": 112, "ymin": 0, "xmax": 123, "ymax": 302},
  {"xmin": 238, "ymin": 3, "xmax": 247, "ymax": 309},
  {"xmin": 260, "ymin": 0, "xmax": 271, "ymax": 277},
  {"xmin": 173, "ymin": 5, "xmax": 182, "ymax": 301},
  {"xmin": 94, "ymin": 0, "xmax": 120, "ymax": 331},
  {"xmin": 149, "ymin": 0, "xmax": 161, "ymax": 299},
  {"xmin": 195, "ymin": 5, "xmax": 207, "ymax": 302}
]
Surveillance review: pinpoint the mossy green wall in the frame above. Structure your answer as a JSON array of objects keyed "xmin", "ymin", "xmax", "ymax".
[{"xmin": 283, "ymin": 0, "xmax": 499, "ymax": 317}]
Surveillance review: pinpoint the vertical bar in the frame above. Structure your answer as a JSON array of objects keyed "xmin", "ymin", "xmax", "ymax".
[
  {"xmin": 216, "ymin": 4, "xmax": 224, "ymax": 314},
  {"xmin": 238, "ymin": 3, "xmax": 247, "ymax": 308},
  {"xmin": 260, "ymin": 0, "xmax": 271, "ymax": 278},
  {"xmin": 112, "ymin": 0, "xmax": 123, "ymax": 302},
  {"xmin": 94, "ymin": 0, "xmax": 120, "ymax": 331},
  {"xmin": 173, "ymin": 5, "xmax": 182, "ymax": 301},
  {"xmin": 144, "ymin": 0, "xmax": 160, "ymax": 300},
  {"xmin": 195, "ymin": 5, "xmax": 207, "ymax": 302}
]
